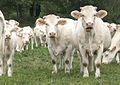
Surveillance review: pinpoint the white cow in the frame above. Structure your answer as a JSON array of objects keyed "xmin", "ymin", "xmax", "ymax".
[
  {"xmin": 34, "ymin": 18, "xmax": 47, "ymax": 47},
  {"xmin": 104, "ymin": 22, "xmax": 117, "ymax": 33},
  {"xmin": 16, "ymin": 26, "xmax": 34, "ymax": 51},
  {"xmin": 103, "ymin": 22, "xmax": 120, "ymax": 64},
  {"xmin": 4, "ymin": 24, "xmax": 17, "ymax": 77},
  {"xmin": 71, "ymin": 5, "xmax": 111, "ymax": 78},
  {"xmin": 8, "ymin": 19, "xmax": 19, "ymax": 28},
  {"xmin": 102, "ymin": 25, "xmax": 120, "ymax": 64},
  {"xmin": 0, "ymin": 11, "xmax": 7, "ymax": 76},
  {"xmin": 39, "ymin": 15, "xmax": 75, "ymax": 73}
]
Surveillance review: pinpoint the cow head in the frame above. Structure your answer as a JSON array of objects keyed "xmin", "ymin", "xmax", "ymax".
[
  {"xmin": 102, "ymin": 46, "xmax": 119, "ymax": 64},
  {"xmin": 8, "ymin": 20, "xmax": 19, "ymax": 29},
  {"xmin": 38, "ymin": 15, "xmax": 66, "ymax": 38},
  {"xmin": 71, "ymin": 5, "xmax": 107, "ymax": 32}
]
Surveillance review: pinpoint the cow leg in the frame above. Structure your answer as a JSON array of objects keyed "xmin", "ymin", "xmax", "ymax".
[
  {"xmin": 64, "ymin": 45, "xmax": 73, "ymax": 73},
  {"xmin": 59, "ymin": 56, "xmax": 63, "ymax": 70},
  {"xmin": 31, "ymin": 38, "xmax": 34, "ymax": 49},
  {"xmin": 116, "ymin": 53, "xmax": 120, "ymax": 64},
  {"xmin": 79, "ymin": 45, "xmax": 89, "ymax": 77},
  {"xmin": 48, "ymin": 47, "xmax": 57, "ymax": 74},
  {"xmin": 95, "ymin": 44, "xmax": 103, "ymax": 78},
  {"xmin": 77, "ymin": 51, "xmax": 83, "ymax": 73},
  {"xmin": 7, "ymin": 50, "xmax": 14, "ymax": 77},
  {"xmin": 0, "ymin": 57, "xmax": 3, "ymax": 76},
  {"xmin": 69, "ymin": 50, "xmax": 74, "ymax": 69},
  {"xmin": 89, "ymin": 56, "xmax": 94, "ymax": 72},
  {"xmin": 40, "ymin": 37, "xmax": 44, "ymax": 46},
  {"xmin": 35, "ymin": 37, "xmax": 39, "ymax": 47},
  {"xmin": 26, "ymin": 44, "xmax": 29, "ymax": 50}
]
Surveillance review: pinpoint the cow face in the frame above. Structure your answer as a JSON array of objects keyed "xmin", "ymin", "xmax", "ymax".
[
  {"xmin": 71, "ymin": 5, "xmax": 107, "ymax": 32},
  {"xmin": 8, "ymin": 20, "xmax": 19, "ymax": 28},
  {"xmin": 22, "ymin": 33, "xmax": 30, "ymax": 45},
  {"xmin": 5, "ymin": 29, "xmax": 12, "ymax": 39},
  {"xmin": 39, "ymin": 29, "xmax": 46, "ymax": 38},
  {"xmin": 102, "ymin": 46, "xmax": 119, "ymax": 64},
  {"xmin": 110, "ymin": 23, "xmax": 117, "ymax": 31},
  {"xmin": 39, "ymin": 15, "xmax": 66, "ymax": 38},
  {"xmin": 5, "ymin": 24, "xmax": 13, "ymax": 39}
]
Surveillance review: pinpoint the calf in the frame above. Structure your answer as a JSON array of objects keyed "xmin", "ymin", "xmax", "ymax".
[
  {"xmin": 16, "ymin": 26, "xmax": 34, "ymax": 51},
  {"xmin": 34, "ymin": 18, "xmax": 47, "ymax": 47},
  {"xmin": 4, "ymin": 25, "xmax": 17, "ymax": 77}
]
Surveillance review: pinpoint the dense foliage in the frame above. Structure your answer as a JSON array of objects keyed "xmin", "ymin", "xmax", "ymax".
[{"xmin": 0, "ymin": 0, "xmax": 120, "ymax": 27}]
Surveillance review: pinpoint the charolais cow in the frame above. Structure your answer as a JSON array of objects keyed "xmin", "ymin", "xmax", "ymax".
[{"xmin": 71, "ymin": 5, "xmax": 111, "ymax": 78}]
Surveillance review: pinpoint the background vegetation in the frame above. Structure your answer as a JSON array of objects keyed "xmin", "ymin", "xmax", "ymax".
[
  {"xmin": 0, "ymin": 0, "xmax": 120, "ymax": 27},
  {"xmin": 0, "ymin": 46, "xmax": 120, "ymax": 85}
]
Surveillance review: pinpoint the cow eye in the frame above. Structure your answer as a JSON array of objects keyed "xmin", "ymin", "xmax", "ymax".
[
  {"xmin": 94, "ymin": 14, "xmax": 96, "ymax": 17},
  {"xmin": 46, "ymin": 23, "xmax": 49, "ymax": 26},
  {"xmin": 81, "ymin": 15, "xmax": 84, "ymax": 17}
]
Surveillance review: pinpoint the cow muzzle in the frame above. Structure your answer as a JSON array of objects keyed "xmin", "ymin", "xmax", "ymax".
[
  {"xmin": 5, "ymin": 35, "xmax": 11, "ymax": 39},
  {"xmin": 86, "ymin": 22, "xmax": 93, "ymax": 32},
  {"xmin": 49, "ymin": 32, "xmax": 56, "ymax": 38},
  {"xmin": 25, "ymin": 41, "xmax": 29, "ymax": 45}
]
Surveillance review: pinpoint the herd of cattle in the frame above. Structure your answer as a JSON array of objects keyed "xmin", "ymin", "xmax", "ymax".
[{"xmin": 0, "ymin": 5, "xmax": 120, "ymax": 78}]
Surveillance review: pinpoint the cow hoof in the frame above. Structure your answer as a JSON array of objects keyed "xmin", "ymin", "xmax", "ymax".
[
  {"xmin": 52, "ymin": 70, "xmax": 57, "ymax": 74},
  {"xmin": 83, "ymin": 74, "xmax": 89, "ymax": 77},
  {"xmin": 102, "ymin": 62, "xmax": 108, "ymax": 64},
  {"xmin": 95, "ymin": 73, "xmax": 100, "ymax": 78},
  {"xmin": 0, "ymin": 74, "xmax": 2, "ymax": 76},
  {"xmin": 8, "ymin": 74, "xmax": 12, "ymax": 77},
  {"xmin": 58, "ymin": 66, "xmax": 63, "ymax": 70},
  {"xmin": 117, "ymin": 62, "xmax": 120, "ymax": 65},
  {"xmin": 65, "ymin": 70, "xmax": 70, "ymax": 74}
]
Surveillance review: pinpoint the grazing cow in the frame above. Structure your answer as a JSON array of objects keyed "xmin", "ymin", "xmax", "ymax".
[
  {"xmin": 102, "ymin": 25, "xmax": 120, "ymax": 64},
  {"xmin": 34, "ymin": 18, "xmax": 47, "ymax": 47},
  {"xmin": 4, "ymin": 24, "xmax": 17, "ymax": 77},
  {"xmin": 39, "ymin": 15, "xmax": 75, "ymax": 73},
  {"xmin": 16, "ymin": 26, "xmax": 34, "ymax": 51},
  {"xmin": 0, "ymin": 11, "xmax": 6, "ymax": 76},
  {"xmin": 104, "ymin": 22, "xmax": 117, "ymax": 33},
  {"xmin": 71, "ymin": 5, "xmax": 111, "ymax": 78}
]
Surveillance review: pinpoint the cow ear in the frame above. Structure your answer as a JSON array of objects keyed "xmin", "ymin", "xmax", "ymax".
[
  {"xmin": 71, "ymin": 10, "xmax": 81, "ymax": 19},
  {"xmin": 116, "ymin": 25, "xmax": 120, "ymax": 29},
  {"xmin": 16, "ymin": 21, "xmax": 19, "ymax": 26},
  {"xmin": 11, "ymin": 27, "xmax": 18, "ymax": 32},
  {"xmin": 18, "ymin": 28, "xmax": 23, "ymax": 32},
  {"xmin": 107, "ymin": 25, "xmax": 111, "ymax": 28},
  {"xmin": 96, "ymin": 10, "xmax": 107, "ymax": 18},
  {"xmin": 37, "ymin": 18, "xmax": 45, "ymax": 25},
  {"xmin": 58, "ymin": 20, "xmax": 67, "ymax": 25}
]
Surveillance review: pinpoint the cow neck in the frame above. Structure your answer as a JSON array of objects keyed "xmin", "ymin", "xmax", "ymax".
[
  {"xmin": 5, "ymin": 39, "xmax": 10, "ymax": 47},
  {"xmin": 49, "ymin": 38, "xmax": 58, "ymax": 47},
  {"xmin": 85, "ymin": 29, "xmax": 95, "ymax": 56}
]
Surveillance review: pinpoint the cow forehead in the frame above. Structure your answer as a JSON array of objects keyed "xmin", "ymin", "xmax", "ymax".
[
  {"xmin": 81, "ymin": 6, "xmax": 97, "ymax": 16},
  {"xmin": 45, "ymin": 15, "xmax": 59, "ymax": 25}
]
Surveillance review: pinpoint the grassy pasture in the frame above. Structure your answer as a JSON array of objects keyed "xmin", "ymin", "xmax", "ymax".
[{"xmin": 0, "ymin": 46, "xmax": 120, "ymax": 85}]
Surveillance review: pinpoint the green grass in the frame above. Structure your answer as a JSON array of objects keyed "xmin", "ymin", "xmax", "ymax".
[{"xmin": 0, "ymin": 46, "xmax": 120, "ymax": 85}]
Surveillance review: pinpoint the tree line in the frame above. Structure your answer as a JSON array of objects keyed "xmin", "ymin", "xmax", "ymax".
[{"xmin": 0, "ymin": 0, "xmax": 120, "ymax": 27}]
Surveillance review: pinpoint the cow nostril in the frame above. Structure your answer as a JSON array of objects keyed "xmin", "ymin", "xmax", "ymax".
[
  {"xmin": 86, "ymin": 22, "xmax": 93, "ymax": 26},
  {"xmin": 6, "ymin": 35, "xmax": 10, "ymax": 38},
  {"xmin": 53, "ymin": 33, "xmax": 56, "ymax": 36},
  {"xmin": 44, "ymin": 35, "xmax": 46, "ymax": 37},
  {"xmin": 49, "ymin": 33, "xmax": 51, "ymax": 35}
]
